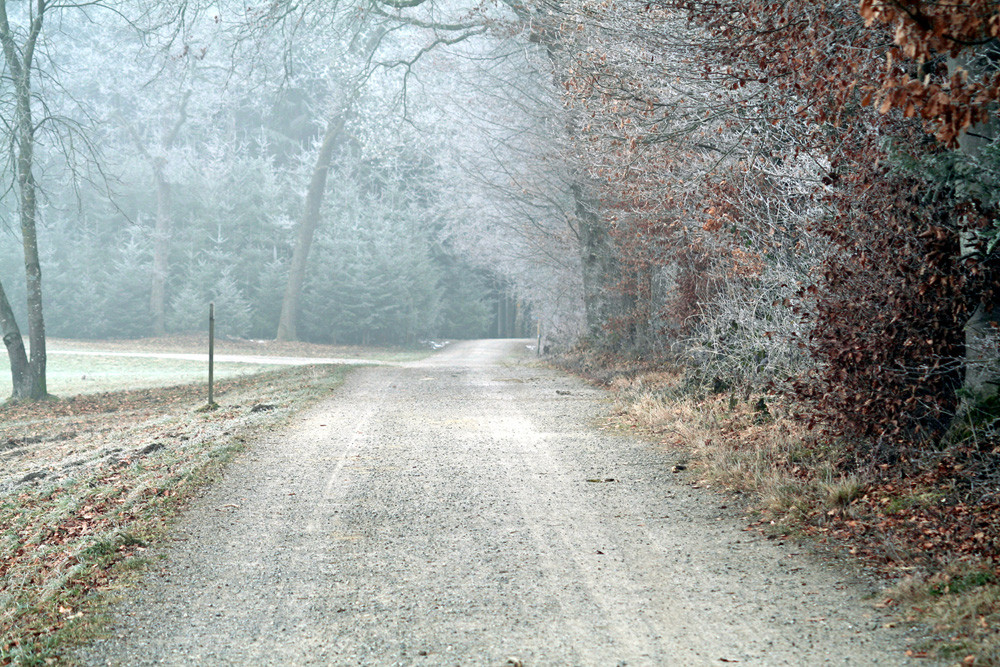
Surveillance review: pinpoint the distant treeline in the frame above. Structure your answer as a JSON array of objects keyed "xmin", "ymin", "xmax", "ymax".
[{"xmin": 0, "ymin": 151, "xmax": 494, "ymax": 345}]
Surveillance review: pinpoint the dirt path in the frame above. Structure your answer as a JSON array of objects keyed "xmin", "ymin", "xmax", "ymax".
[{"xmin": 75, "ymin": 339, "xmax": 928, "ymax": 666}]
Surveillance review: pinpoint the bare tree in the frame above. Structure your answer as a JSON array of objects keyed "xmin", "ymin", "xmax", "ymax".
[
  {"xmin": 0, "ymin": 0, "xmax": 50, "ymax": 399},
  {"xmin": 271, "ymin": 0, "xmax": 485, "ymax": 341},
  {"xmin": 119, "ymin": 90, "xmax": 191, "ymax": 336},
  {"xmin": 276, "ymin": 109, "xmax": 353, "ymax": 341},
  {"xmin": 0, "ymin": 0, "xmax": 203, "ymax": 398}
]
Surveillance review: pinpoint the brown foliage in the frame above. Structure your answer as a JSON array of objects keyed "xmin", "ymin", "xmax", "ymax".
[
  {"xmin": 859, "ymin": 0, "xmax": 1000, "ymax": 145},
  {"xmin": 551, "ymin": 0, "xmax": 1000, "ymax": 443},
  {"xmin": 794, "ymin": 154, "xmax": 969, "ymax": 448},
  {"xmin": 657, "ymin": 0, "xmax": 996, "ymax": 443}
]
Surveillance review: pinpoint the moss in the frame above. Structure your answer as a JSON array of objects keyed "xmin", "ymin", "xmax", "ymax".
[
  {"xmin": 928, "ymin": 570, "xmax": 997, "ymax": 597},
  {"xmin": 946, "ymin": 391, "xmax": 1000, "ymax": 446}
]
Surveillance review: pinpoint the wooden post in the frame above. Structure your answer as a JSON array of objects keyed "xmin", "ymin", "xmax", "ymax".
[
  {"xmin": 500, "ymin": 292, "xmax": 509, "ymax": 338},
  {"xmin": 497, "ymin": 291, "xmax": 504, "ymax": 338},
  {"xmin": 536, "ymin": 320, "xmax": 542, "ymax": 357},
  {"xmin": 208, "ymin": 302, "xmax": 215, "ymax": 407}
]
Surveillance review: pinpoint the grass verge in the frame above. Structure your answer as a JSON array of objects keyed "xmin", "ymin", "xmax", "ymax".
[
  {"xmin": 0, "ymin": 333, "xmax": 435, "ymax": 399},
  {"xmin": 555, "ymin": 348, "xmax": 1000, "ymax": 666},
  {"xmin": 0, "ymin": 364, "xmax": 350, "ymax": 666}
]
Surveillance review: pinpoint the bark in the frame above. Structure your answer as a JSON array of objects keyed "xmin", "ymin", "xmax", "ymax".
[
  {"xmin": 951, "ymin": 53, "xmax": 1000, "ymax": 405},
  {"xmin": 0, "ymin": 280, "xmax": 29, "ymax": 400},
  {"xmin": 20, "ymin": 148, "xmax": 46, "ymax": 398},
  {"xmin": 499, "ymin": 290, "xmax": 508, "ymax": 337},
  {"xmin": 572, "ymin": 183, "xmax": 619, "ymax": 338},
  {"xmin": 276, "ymin": 115, "xmax": 348, "ymax": 341}
]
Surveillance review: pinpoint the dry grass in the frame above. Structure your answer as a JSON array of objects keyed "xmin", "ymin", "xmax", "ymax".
[
  {"xmin": 891, "ymin": 566, "xmax": 1000, "ymax": 665},
  {"xmin": 0, "ymin": 364, "xmax": 351, "ymax": 666},
  {"xmin": 608, "ymin": 369, "xmax": 847, "ymax": 527}
]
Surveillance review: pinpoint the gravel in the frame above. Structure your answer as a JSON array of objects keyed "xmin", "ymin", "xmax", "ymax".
[{"xmin": 74, "ymin": 339, "xmax": 933, "ymax": 666}]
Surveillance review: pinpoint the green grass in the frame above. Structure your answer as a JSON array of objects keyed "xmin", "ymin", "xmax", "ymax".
[
  {"xmin": 893, "ymin": 566, "xmax": 1000, "ymax": 664},
  {"xmin": 0, "ymin": 335, "xmax": 442, "ymax": 400},
  {"xmin": 0, "ymin": 353, "xmax": 274, "ymax": 398},
  {"xmin": 0, "ymin": 334, "xmax": 441, "ymax": 398}
]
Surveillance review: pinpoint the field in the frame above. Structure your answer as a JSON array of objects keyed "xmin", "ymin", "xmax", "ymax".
[
  {"xmin": 0, "ymin": 336, "xmax": 430, "ymax": 399},
  {"xmin": 0, "ymin": 352, "xmax": 271, "ymax": 397}
]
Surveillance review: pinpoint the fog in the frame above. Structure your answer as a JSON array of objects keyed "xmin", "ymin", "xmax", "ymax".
[{"xmin": 0, "ymin": 0, "xmax": 583, "ymax": 362}]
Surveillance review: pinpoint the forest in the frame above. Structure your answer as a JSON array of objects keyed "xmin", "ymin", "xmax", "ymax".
[
  {"xmin": 17, "ymin": 1, "xmax": 998, "ymax": 446},
  {"xmin": 0, "ymin": 0, "xmax": 997, "ymax": 465},
  {"xmin": 0, "ymin": 0, "xmax": 1000, "ymax": 660}
]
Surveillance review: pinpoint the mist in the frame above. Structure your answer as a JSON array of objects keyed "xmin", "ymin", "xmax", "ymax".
[{"xmin": 0, "ymin": 0, "xmax": 565, "ymax": 364}]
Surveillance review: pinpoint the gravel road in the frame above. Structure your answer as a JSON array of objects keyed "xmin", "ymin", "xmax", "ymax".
[{"xmin": 75, "ymin": 339, "xmax": 929, "ymax": 666}]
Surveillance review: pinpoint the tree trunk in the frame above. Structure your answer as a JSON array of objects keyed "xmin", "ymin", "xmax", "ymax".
[
  {"xmin": 500, "ymin": 291, "xmax": 508, "ymax": 337},
  {"xmin": 125, "ymin": 91, "xmax": 188, "ymax": 337},
  {"xmin": 521, "ymin": 1, "xmax": 622, "ymax": 344},
  {"xmin": 17, "ymin": 67, "xmax": 45, "ymax": 398},
  {"xmin": 151, "ymin": 164, "xmax": 170, "ymax": 336},
  {"xmin": 959, "ymin": 132, "xmax": 998, "ymax": 405},
  {"xmin": 951, "ymin": 53, "xmax": 1000, "ymax": 407},
  {"xmin": 0, "ymin": 279, "xmax": 29, "ymax": 400},
  {"xmin": 276, "ymin": 116, "xmax": 348, "ymax": 342},
  {"xmin": 572, "ymin": 183, "xmax": 619, "ymax": 338},
  {"xmin": 20, "ymin": 148, "xmax": 45, "ymax": 399},
  {"xmin": 0, "ymin": 1, "xmax": 47, "ymax": 399}
]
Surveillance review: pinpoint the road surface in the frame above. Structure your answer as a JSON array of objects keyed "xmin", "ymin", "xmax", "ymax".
[{"xmin": 76, "ymin": 339, "xmax": 925, "ymax": 666}]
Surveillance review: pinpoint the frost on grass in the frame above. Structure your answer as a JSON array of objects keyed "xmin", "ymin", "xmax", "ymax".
[{"xmin": 0, "ymin": 365, "xmax": 347, "ymax": 664}]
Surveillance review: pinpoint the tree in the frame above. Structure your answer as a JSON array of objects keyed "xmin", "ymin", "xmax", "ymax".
[
  {"xmin": 0, "ymin": 0, "xmax": 206, "ymax": 398},
  {"xmin": 0, "ymin": 0, "xmax": 51, "ymax": 399},
  {"xmin": 858, "ymin": 0, "xmax": 1000, "ymax": 404},
  {"xmin": 276, "ymin": 109, "xmax": 353, "ymax": 341},
  {"xmin": 267, "ymin": 0, "xmax": 486, "ymax": 341},
  {"xmin": 499, "ymin": 0, "xmax": 627, "ymax": 341},
  {"xmin": 122, "ymin": 90, "xmax": 191, "ymax": 337}
]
